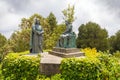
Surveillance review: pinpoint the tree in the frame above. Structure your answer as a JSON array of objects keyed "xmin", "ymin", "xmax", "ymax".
[
  {"xmin": 109, "ymin": 30, "xmax": 120, "ymax": 52},
  {"xmin": 45, "ymin": 24, "xmax": 66, "ymax": 49},
  {"xmin": 9, "ymin": 13, "xmax": 65, "ymax": 51},
  {"xmin": 0, "ymin": 33, "xmax": 7, "ymax": 62},
  {"xmin": 62, "ymin": 4, "xmax": 75, "ymax": 23},
  {"xmin": 0, "ymin": 33, "xmax": 7, "ymax": 48},
  {"xmin": 47, "ymin": 12, "xmax": 57, "ymax": 33},
  {"xmin": 76, "ymin": 22, "xmax": 109, "ymax": 51},
  {"xmin": 19, "ymin": 13, "xmax": 44, "ymax": 30},
  {"xmin": 9, "ymin": 29, "xmax": 31, "ymax": 52}
]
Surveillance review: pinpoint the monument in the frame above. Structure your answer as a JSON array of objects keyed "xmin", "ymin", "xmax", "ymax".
[
  {"xmin": 30, "ymin": 18, "xmax": 44, "ymax": 53},
  {"xmin": 40, "ymin": 20, "xmax": 84, "ymax": 76},
  {"xmin": 49, "ymin": 20, "xmax": 84, "ymax": 58}
]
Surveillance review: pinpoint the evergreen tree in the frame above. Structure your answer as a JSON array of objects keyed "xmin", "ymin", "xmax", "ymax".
[
  {"xmin": 77, "ymin": 22, "xmax": 109, "ymax": 51},
  {"xmin": 47, "ymin": 12, "xmax": 57, "ymax": 33},
  {"xmin": 109, "ymin": 30, "xmax": 120, "ymax": 52}
]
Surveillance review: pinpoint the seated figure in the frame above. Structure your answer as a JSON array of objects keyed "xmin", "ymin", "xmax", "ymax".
[{"xmin": 57, "ymin": 20, "xmax": 76, "ymax": 48}]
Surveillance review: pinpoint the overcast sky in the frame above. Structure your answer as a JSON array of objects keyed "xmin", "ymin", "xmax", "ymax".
[{"xmin": 0, "ymin": 0, "xmax": 120, "ymax": 39}]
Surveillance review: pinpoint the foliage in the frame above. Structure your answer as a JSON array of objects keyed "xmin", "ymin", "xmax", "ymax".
[
  {"xmin": 37, "ymin": 74, "xmax": 64, "ymax": 80},
  {"xmin": 109, "ymin": 30, "xmax": 120, "ymax": 52},
  {"xmin": 0, "ymin": 33, "xmax": 8, "ymax": 62},
  {"xmin": 77, "ymin": 22, "xmax": 109, "ymax": 51},
  {"xmin": 62, "ymin": 4, "xmax": 75, "ymax": 23},
  {"xmin": 0, "ymin": 42, "xmax": 12, "ymax": 62},
  {"xmin": 97, "ymin": 54, "xmax": 120, "ymax": 79},
  {"xmin": 9, "ymin": 13, "xmax": 65, "ymax": 51},
  {"xmin": 2, "ymin": 53, "xmax": 40, "ymax": 80},
  {"xmin": 51, "ymin": 74, "xmax": 64, "ymax": 80},
  {"xmin": 0, "ymin": 64, "xmax": 4, "ymax": 80},
  {"xmin": 47, "ymin": 12, "xmax": 57, "ymax": 33},
  {"xmin": 60, "ymin": 58, "xmax": 102, "ymax": 80},
  {"xmin": 60, "ymin": 54, "xmax": 120, "ymax": 80},
  {"xmin": 81, "ymin": 48, "xmax": 100, "ymax": 58},
  {"xmin": 113, "ymin": 51, "xmax": 120, "ymax": 59},
  {"xmin": 0, "ymin": 33, "xmax": 7, "ymax": 48},
  {"xmin": 45, "ymin": 24, "xmax": 66, "ymax": 49},
  {"xmin": 8, "ymin": 50, "xmax": 29, "ymax": 55},
  {"xmin": 9, "ymin": 29, "xmax": 31, "ymax": 52}
]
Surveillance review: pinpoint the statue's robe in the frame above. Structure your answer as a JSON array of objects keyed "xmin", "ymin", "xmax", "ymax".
[{"xmin": 30, "ymin": 24, "xmax": 44, "ymax": 53}]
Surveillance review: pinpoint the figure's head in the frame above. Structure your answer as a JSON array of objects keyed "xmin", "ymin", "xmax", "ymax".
[{"xmin": 34, "ymin": 18, "xmax": 40, "ymax": 25}]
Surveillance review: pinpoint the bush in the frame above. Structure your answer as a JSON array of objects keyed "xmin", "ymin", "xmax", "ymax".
[
  {"xmin": 2, "ymin": 53, "xmax": 40, "ymax": 80},
  {"xmin": 97, "ymin": 54, "xmax": 120, "ymax": 79},
  {"xmin": 60, "ymin": 58, "xmax": 101, "ymax": 80},
  {"xmin": 81, "ymin": 48, "xmax": 100, "ymax": 58},
  {"xmin": 113, "ymin": 51, "xmax": 120, "ymax": 59},
  {"xmin": 60, "ymin": 55, "xmax": 120, "ymax": 80},
  {"xmin": 51, "ymin": 74, "xmax": 64, "ymax": 80}
]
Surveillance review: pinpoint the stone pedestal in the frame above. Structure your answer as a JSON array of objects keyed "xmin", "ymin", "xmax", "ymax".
[
  {"xmin": 49, "ymin": 47, "xmax": 84, "ymax": 58},
  {"xmin": 40, "ymin": 52, "xmax": 62, "ymax": 76}
]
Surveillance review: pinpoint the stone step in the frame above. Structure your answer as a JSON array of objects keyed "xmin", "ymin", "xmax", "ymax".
[
  {"xmin": 49, "ymin": 51, "xmax": 84, "ymax": 58},
  {"xmin": 53, "ymin": 47, "xmax": 80, "ymax": 53}
]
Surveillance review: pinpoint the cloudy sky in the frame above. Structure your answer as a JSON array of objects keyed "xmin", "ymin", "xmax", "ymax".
[{"xmin": 0, "ymin": 0, "xmax": 120, "ymax": 39}]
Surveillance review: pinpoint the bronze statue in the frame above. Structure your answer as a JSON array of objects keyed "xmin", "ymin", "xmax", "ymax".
[
  {"xmin": 30, "ymin": 18, "xmax": 44, "ymax": 53},
  {"xmin": 57, "ymin": 20, "xmax": 76, "ymax": 48}
]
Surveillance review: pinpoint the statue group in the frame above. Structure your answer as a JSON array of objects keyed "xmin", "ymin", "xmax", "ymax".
[{"xmin": 30, "ymin": 19, "xmax": 76, "ymax": 53}]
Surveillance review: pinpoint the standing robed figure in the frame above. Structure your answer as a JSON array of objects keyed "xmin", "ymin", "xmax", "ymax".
[{"xmin": 30, "ymin": 18, "xmax": 44, "ymax": 53}]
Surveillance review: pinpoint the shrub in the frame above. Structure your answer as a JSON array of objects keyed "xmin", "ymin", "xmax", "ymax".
[
  {"xmin": 97, "ymin": 54, "xmax": 120, "ymax": 80},
  {"xmin": 60, "ymin": 55, "xmax": 120, "ymax": 80},
  {"xmin": 51, "ymin": 74, "xmax": 64, "ymax": 80},
  {"xmin": 2, "ymin": 53, "xmax": 40, "ymax": 80},
  {"xmin": 60, "ymin": 58, "xmax": 101, "ymax": 80},
  {"xmin": 81, "ymin": 48, "xmax": 100, "ymax": 58},
  {"xmin": 113, "ymin": 51, "xmax": 120, "ymax": 59}
]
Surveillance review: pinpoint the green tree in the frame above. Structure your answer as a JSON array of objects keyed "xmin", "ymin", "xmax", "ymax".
[
  {"xmin": 109, "ymin": 30, "xmax": 120, "ymax": 52},
  {"xmin": 76, "ymin": 22, "xmax": 109, "ymax": 51},
  {"xmin": 0, "ymin": 33, "xmax": 7, "ymax": 62},
  {"xmin": 19, "ymin": 13, "xmax": 44, "ymax": 30},
  {"xmin": 0, "ymin": 33, "xmax": 7, "ymax": 48},
  {"xmin": 45, "ymin": 24, "xmax": 66, "ymax": 49},
  {"xmin": 9, "ymin": 13, "xmax": 65, "ymax": 51},
  {"xmin": 47, "ymin": 12, "xmax": 57, "ymax": 33},
  {"xmin": 62, "ymin": 4, "xmax": 75, "ymax": 23},
  {"xmin": 9, "ymin": 14, "xmax": 46, "ymax": 52},
  {"xmin": 9, "ymin": 29, "xmax": 31, "ymax": 52}
]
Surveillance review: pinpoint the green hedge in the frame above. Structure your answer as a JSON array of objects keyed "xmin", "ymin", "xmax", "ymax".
[
  {"xmin": 60, "ymin": 55, "xmax": 120, "ymax": 80},
  {"xmin": 1, "ymin": 53, "xmax": 40, "ymax": 80},
  {"xmin": 97, "ymin": 54, "xmax": 120, "ymax": 79}
]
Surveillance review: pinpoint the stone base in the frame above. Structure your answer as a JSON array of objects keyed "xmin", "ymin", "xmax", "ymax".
[
  {"xmin": 40, "ymin": 63, "xmax": 60, "ymax": 76},
  {"xmin": 49, "ymin": 47, "xmax": 84, "ymax": 58},
  {"xmin": 40, "ymin": 53, "xmax": 62, "ymax": 76}
]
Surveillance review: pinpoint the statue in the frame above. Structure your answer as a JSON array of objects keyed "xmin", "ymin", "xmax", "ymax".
[
  {"xmin": 30, "ymin": 18, "xmax": 44, "ymax": 53},
  {"xmin": 57, "ymin": 20, "xmax": 76, "ymax": 48}
]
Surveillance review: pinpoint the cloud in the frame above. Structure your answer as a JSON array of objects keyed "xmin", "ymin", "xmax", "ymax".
[
  {"xmin": 0, "ymin": 0, "xmax": 120, "ymax": 39},
  {"xmin": 72, "ymin": 0, "xmax": 120, "ymax": 36}
]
